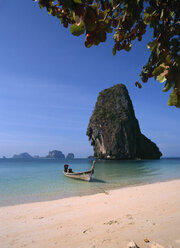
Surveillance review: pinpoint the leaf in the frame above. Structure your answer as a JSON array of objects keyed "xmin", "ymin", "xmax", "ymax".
[
  {"xmin": 85, "ymin": 41, "xmax": 92, "ymax": 48},
  {"xmin": 113, "ymin": 33, "xmax": 119, "ymax": 41},
  {"xmin": 96, "ymin": 30, "xmax": 107, "ymax": 42},
  {"xmin": 107, "ymin": 27, "xmax": 113, "ymax": 33},
  {"xmin": 168, "ymin": 89, "xmax": 178, "ymax": 106},
  {"xmin": 84, "ymin": 7, "xmax": 97, "ymax": 32},
  {"xmin": 160, "ymin": 9, "xmax": 164, "ymax": 20},
  {"xmin": 157, "ymin": 74, "xmax": 166, "ymax": 83},
  {"xmin": 94, "ymin": 39, "xmax": 100, "ymax": 46},
  {"xmin": 98, "ymin": 12, "xmax": 104, "ymax": 21},
  {"xmin": 70, "ymin": 22, "xmax": 85, "ymax": 36},
  {"xmin": 169, "ymin": 10, "xmax": 175, "ymax": 20},
  {"xmin": 147, "ymin": 40, "xmax": 157, "ymax": 51},
  {"xmin": 48, "ymin": 8, "xmax": 53, "ymax": 15},
  {"xmin": 152, "ymin": 66, "xmax": 165, "ymax": 77},
  {"xmin": 144, "ymin": 12, "xmax": 151, "ymax": 24},
  {"xmin": 61, "ymin": 0, "xmax": 73, "ymax": 8},
  {"xmin": 73, "ymin": 0, "xmax": 82, "ymax": 3},
  {"xmin": 125, "ymin": 43, "xmax": 132, "ymax": 52},
  {"xmin": 135, "ymin": 81, "xmax": 142, "ymax": 88},
  {"xmin": 73, "ymin": 14, "xmax": 82, "ymax": 26},
  {"xmin": 163, "ymin": 80, "xmax": 172, "ymax": 92},
  {"xmin": 165, "ymin": 55, "xmax": 173, "ymax": 65},
  {"xmin": 156, "ymin": 64, "xmax": 169, "ymax": 82},
  {"xmin": 113, "ymin": 47, "xmax": 116, "ymax": 56},
  {"xmin": 144, "ymin": 239, "xmax": 150, "ymax": 243}
]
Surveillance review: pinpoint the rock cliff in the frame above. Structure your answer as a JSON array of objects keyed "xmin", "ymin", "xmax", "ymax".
[
  {"xmin": 46, "ymin": 150, "xmax": 65, "ymax": 159},
  {"xmin": 66, "ymin": 153, "xmax": 75, "ymax": 159},
  {"xmin": 87, "ymin": 84, "xmax": 162, "ymax": 160}
]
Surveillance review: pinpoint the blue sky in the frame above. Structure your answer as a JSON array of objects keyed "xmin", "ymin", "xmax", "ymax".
[{"xmin": 0, "ymin": 0, "xmax": 179, "ymax": 158}]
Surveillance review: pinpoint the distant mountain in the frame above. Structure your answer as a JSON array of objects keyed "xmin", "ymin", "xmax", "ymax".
[
  {"xmin": 66, "ymin": 153, "xmax": 75, "ymax": 159},
  {"xmin": 13, "ymin": 152, "xmax": 33, "ymax": 159},
  {"xmin": 46, "ymin": 150, "xmax": 65, "ymax": 159},
  {"xmin": 34, "ymin": 155, "xmax": 40, "ymax": 159}
]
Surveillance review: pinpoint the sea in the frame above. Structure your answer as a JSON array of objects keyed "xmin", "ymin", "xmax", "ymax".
[{"xmin": 0, "ymin": 158, "xmax": 180, "ymax": 207}]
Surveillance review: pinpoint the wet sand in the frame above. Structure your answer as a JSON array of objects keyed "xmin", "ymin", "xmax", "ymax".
[{"xmin": 0, "ymin": 180, "xmax": 180, "ymax": 248}]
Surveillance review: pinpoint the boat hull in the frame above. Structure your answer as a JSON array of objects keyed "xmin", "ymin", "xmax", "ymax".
[{"xmin": 63, "ymin": 170, "xmax": 92, "ymax": 182}]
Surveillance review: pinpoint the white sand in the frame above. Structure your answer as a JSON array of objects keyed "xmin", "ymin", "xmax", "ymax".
[{"xmin": 1, "ymin": 180, "xmax": 180, "ymax": 248}]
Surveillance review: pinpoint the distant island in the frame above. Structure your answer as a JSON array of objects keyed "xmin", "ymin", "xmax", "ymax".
[
  {"xmin": 13, "ymin": 152, "xmax": 33, "ymax": 159},
  {"xmin": 2, "ymin": 150, "xmax": 75, "ymax": 160},
  {"xmin": 46, "ymin": 150, "xmax": 65, "ymax": 159},
  {"xmin": 66, "ymin": 153, "xmax": 75, "ymax": 159}
]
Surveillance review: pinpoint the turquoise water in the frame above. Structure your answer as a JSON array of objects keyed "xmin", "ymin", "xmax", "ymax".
[{"xmin": 0, "ymin": 158, "xmax": 180, "ymax": 206}]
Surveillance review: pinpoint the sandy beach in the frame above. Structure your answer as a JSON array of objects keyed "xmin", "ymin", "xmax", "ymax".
[{"xmin": 0, "ymin": 180, "xmax": 180, "ymax": 248}]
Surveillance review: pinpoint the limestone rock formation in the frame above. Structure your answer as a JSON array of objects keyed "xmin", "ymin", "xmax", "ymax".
[
  {"xmin": 46, "ymin": 150, "xmax": 65, "ymax": 159},
  {"xmin": 66, "ymin": 153, "xmax": 75, "ymax": 159},
  {"xmin": 87, "ymin": 84, "xmax": 162, "ymax": 160},
  {"xmin": 12, "ymin": 152, "xmax": 33, "ymax": 159}
]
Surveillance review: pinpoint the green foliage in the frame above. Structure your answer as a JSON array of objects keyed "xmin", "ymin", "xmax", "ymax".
[
  {"xmin": 34, "ymin": 0, "xmax": 180, "ymax": 108},
  {"xmin": 70, "ymin": 22, "xmax": 85, "ymax": 36},
  {"xmin": 90, "ymin": 84, "xmax": 126, "ymax": 124},
  {"xmin": 163, "ymin": 81, "xmax": 172, "ymax": 92},
  {"xmin": 168, "ymin": 89, "xmax": 180, "ymax": 107}
]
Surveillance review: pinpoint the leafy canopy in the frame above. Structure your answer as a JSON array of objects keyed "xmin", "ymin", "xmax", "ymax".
[{"xmin": 34, "ymin": 0, "xmax": 180, "ymax": 107}]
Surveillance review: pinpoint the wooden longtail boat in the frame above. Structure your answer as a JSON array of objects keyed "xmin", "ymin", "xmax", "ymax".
[{"xmin": 63, "ymin": 161, "xmax": 95, "ymax": 182}]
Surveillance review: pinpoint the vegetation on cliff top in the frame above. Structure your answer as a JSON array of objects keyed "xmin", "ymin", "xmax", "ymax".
[{"xmin": 90, "ymin": 84, "xmax": 133, "ymax": 123}]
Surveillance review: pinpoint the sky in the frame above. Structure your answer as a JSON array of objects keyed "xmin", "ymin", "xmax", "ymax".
[{"xmin": 0, "ymin": 0, "xmax": 179, "ymax": 158}]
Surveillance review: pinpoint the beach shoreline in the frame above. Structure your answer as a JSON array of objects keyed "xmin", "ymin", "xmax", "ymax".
[
  {"xmin": 1, "ymin": 179, "xmax": 180, "ymax": 248},
  {"xmin": 1, "ymin": 177, "xmax": 179, "ymax": 208}
]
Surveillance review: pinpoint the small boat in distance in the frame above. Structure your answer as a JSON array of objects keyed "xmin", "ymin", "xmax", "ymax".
[{"xmin": 63, "ymin": 161, "xmax": 95, "ymax": 182}]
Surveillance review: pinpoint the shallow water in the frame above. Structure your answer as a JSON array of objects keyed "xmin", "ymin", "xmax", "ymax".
[{"xmin": 0, "ymin": 158, "xmax": 180, "ymax": 206}]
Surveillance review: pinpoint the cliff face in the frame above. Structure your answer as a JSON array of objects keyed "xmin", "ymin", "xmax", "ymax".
[{"xmin": 87, "ymin": 84, "xmax": 162, "ymax": 160}]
